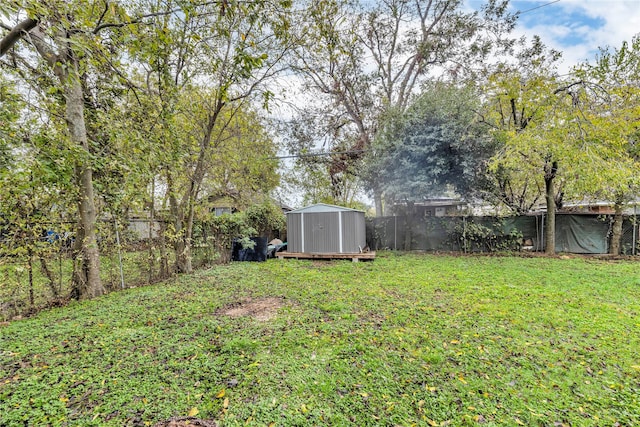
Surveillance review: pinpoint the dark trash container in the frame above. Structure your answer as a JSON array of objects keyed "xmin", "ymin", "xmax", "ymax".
[{"xmin": 231, "ymin": 237, "xmax": 268, "ymax": 262}]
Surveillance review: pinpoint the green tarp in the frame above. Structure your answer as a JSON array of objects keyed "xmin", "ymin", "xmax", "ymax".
[{"xmin": 367, "ymin": 214, "xmax": 638, "ymax": 255}]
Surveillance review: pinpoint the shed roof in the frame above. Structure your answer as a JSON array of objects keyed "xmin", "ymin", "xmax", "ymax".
[{"xmin": 287, "ymin": 203, "xmax": 364, "ymax": 214}]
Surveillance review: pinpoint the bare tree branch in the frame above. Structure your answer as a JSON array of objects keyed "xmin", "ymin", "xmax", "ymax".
[{"xmin": 0, "ymin": 17, "xmax": 38, "ymax": 57}]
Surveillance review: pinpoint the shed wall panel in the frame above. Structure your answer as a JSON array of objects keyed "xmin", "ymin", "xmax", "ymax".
[
  {"xmin": 287, "ymin": 213, "xmax": 303, "ymax": 253},
  {"xmin": 341, "ymin": 211, "xmax": 366, "ymax": 252}
]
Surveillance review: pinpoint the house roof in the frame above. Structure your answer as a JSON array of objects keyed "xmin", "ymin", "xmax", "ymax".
[
  {"xmin": 277, "ymin": 201, "xmax": 294, "ymax": 212},
  {"xmin": 287, "ymin": 203, "xmax": 364, "ymax": 214}
]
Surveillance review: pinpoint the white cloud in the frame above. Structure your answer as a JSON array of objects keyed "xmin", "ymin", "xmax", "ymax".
[{"xmin": 515, "ymin": 0, "xmax": 640, "ymax": 72}]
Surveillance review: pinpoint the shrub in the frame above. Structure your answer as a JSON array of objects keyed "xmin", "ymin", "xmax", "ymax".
[
  {"xmin": 448, "ymin": 219, "xmax": 522, "ymax": 252},
  {"xmin": 205, "ymin": 201, "xmax": 285, "ymax": 263}
]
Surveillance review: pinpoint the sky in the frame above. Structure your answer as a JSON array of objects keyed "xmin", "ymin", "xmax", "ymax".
[{"xmin": 504, "ymin": 0, "xmax": 640, "ymax": 72}]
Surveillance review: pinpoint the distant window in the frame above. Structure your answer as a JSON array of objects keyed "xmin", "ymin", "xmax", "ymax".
[{"xmin": 215, "ymin": 207, "xmax": 232, "ymax": 216}]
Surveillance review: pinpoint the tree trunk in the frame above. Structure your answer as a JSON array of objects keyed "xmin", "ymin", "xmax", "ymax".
[
  {"xmin": 167, "ymin": 171, "xmax": 192, "ymax": 274},
  {"xmin": 172, "ymin": 109, "xmax": 221, "ymax": 274},
  {"xmin": 610, "ymin": 200, "xmax": 624, "ymax": 255},
  {"xmin": 182, "ymin": 200, "xmax": 196, "ymax": 273},
  {"xmin": 65, "ymin": 64, "xmax": 104, "ymax": 299},
  {"xmin": 174, "ymin": 233, "xmax": 193, "ymax": 273},
  {"xmin": 39, "ymin": 255, "xmax": 59, "ymax": 299},
  {"xmin": 329, "ymin": 170, "xmax": 342, "ymax": 203},
  {"xmin": 171, "ymin": 213, "xmax": 192, "ymax": 274},
  {"xmin": 28, "ymin": 247, "xmax": 34, "ymax": 307},
  {"xmin": 27, "ymin": 25, "xmax": 103, "ymax": 299},
  {"xmin": 544, "ymin": 160, "xmax": 557, "ymax": 255},
  {"xmin": 174, "ymin": 186, "xmax": 197, "ymax": 274},
  {"xmin": 148, "ymin": 180, "xmax": 155, "ymax": 283},
  {"xmin": 158, "ymin": 219, "xmax": 170, "ymax": 279},
  {"xmin": 374, "ymin": 190, "xmax": 384, "ymax": 217}
]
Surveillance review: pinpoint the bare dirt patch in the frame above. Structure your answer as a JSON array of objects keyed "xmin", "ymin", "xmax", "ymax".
[
  {"xmin": 153, "ymin": 417, "xmax": 217, "ymax": 427},
  {"xmin": 217, "ymin": 297, "xmax": 285, "ymax": 321}
]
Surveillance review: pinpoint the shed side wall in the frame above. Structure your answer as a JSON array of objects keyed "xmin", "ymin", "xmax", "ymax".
[
  {"xmin": 287, "ymin": 213, "xmax": 303, "ymax": 253},
  {"xmin": 341, "ymin": 211, "xmax": 366, "ymax": 253}
]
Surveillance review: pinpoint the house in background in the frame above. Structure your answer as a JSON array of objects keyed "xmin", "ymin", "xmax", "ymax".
[
  {"xmin": 208, "ymin": 195, "xmax": 238, "ymax": 217},
  {"xmin": 559, "ymin": 198, "xmax": 640, "ymax": 215},
  {"xmin": 390, "ymin": 198, "xmax": 468, "ymax": 217}
]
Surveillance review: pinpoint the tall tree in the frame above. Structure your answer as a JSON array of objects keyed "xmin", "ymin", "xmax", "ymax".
[
  {"xmin": 372, "ymin": 83, "xmax": 493, "ymax": 207},
  {"xmin": 1, "ymin": 0, "xmax": 212, "ymax": 293},
  {"xmin": 481, "ymin": 37, "xmax": 563, "ymax": 213},
  {"xmin": 370, "ymin": 82, "xmax": 495, "ymax": 249},
  {"xmin": 569, "ymin": 37, "xmax": 640, "ymax": 254},
  {"xmin": 0, "ymin": 0, "xmax": 127, "ymax": 298},
  {"xmin": 203, "ymin": 108, "xmax": 280, "ymax": 207},
  {"xmin": 125, "ymin": 0, "xmax": 291, "ymax": 273},
  {"xmin": 288, "ymin": 0, "xmax": 516, "ymax": 213},
  {"xmin": 1, "ymin": 0, "xmax": 290, "ymax": 286},
  {"xmin": 488, "ymin": 36, "xmax": 640, "ymax": 255},
  {"xmin": 483, "ymin": 37, "xmax": 567, "ymax": 254}
]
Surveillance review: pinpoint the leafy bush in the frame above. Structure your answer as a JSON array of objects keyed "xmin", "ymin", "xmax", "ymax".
[
  {"xmin": 448, "ymin": 219, "xmax": 522, "ymax": 252},
  {"xmin": 243, "ymin": 201, "xmax": 285, "ymax": 237},
  {"xmin": 205, "ymin": 201, "xmax": 285, "ymax": 263}
]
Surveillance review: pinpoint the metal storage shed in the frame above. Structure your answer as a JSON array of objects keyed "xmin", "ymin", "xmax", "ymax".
[{"xmin": 286, "ymin": 203, "xmax": 366, "ymax": 254}]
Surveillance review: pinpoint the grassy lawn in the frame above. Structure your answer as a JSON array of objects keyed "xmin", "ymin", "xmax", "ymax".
[{"xmin": 1, "ymin": 252, "xmax": 639, "ymax": 426}]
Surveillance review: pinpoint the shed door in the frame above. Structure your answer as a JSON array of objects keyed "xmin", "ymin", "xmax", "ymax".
[{"xmin": 303, "ymin": 212, "xmax": 340, "ymax": 253}]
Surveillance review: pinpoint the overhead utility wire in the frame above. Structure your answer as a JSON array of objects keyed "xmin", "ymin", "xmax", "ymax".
[
  {"xmin": 516, "ymin": 0, "xmax": 560, "ymax": 16},
  {"xmin": 270, "ymin": 149, "xmax": 368, "ymax": 160}
]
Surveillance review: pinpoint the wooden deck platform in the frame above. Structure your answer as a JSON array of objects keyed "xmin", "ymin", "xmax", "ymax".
[{"xmin": 276, "ymin": 251, "xmax": 376, "ymax": 262}]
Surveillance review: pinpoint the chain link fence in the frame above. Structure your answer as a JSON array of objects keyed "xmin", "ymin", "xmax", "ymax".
[{"xmin": 0, "ymin": 218, "xmax": 232, "ymax": 321}]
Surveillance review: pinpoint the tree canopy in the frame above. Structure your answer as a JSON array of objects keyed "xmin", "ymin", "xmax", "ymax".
[
  {"xmin": 286, "ymin": 0, "xmax": 516, "ymax": 213},
  {"xmin": 0, "ymin": 0, "xmax": 288, "ymax": 295},
  {"xmin": 369, "ymin": 83, "xmax": 494, "ymax": 206}
]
